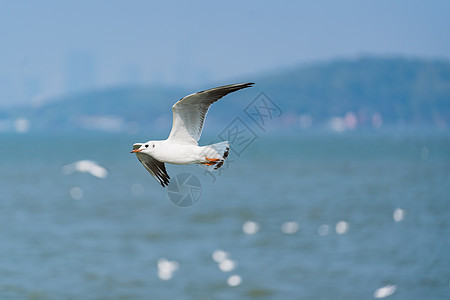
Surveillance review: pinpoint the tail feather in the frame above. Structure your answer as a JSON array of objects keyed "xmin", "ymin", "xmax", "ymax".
[
  {"xmin": 201, "ymin": 141, "xmax": 229, "ymax": 170},
  {"xmin": 214, "ymin": 146, "xmax": 229, "ymax": 170}
]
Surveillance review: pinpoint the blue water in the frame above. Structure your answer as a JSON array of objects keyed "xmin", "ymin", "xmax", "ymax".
[{"xmin": 1, "ymin": 132, "xmax": 449, "ymax": 299}]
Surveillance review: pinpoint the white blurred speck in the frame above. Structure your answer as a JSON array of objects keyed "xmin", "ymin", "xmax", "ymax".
[
  {"xmin": 219, "ymin": 259, "xmax": 237, "ymax": 272},
  {"xmin": 318, "ymin": 224, "xmax": 330, "ymax": 236},
  {"xmin": 212, "ymin": 249, "xmax": 229, "ymax": 263},
  {"xmin": 281, "ymin": 221, "xmax": 299, "ymax": 234},
  {"xmin": 242, "ymin": 221, "xmax": 260, "ymax": 235},
  {"xmin": 62, "ymin": 160, "xmax": 108, "ymax": 179},
  {"xmin": 335, "ymin": 221, "xmax": 349, "ymax": 234},
  {"xmin": 14, "ymin": 117, "xmax": 29, "ymax": 133},
  {"xmin": 420, "ymin": 147, "xmax": 429, "ymax": 160},
  {"xmin": 157, "ymin": 258, "xmax": 179, "ymax": 281},
  {"xmin": 227, "ymin": 275, "xmax": 242, "ymax": 287},
  {"xmin": 70, "ymin": 187, "xmax": 83, "ymax": 200},
  {"xmin": 393, "ymin": 208, "xmax": 405, "ymax": 222},
  {"xmin": 158, "ymin": 270, "xmax": 173, "ymax": 280},
  {"xmin": 131, "ymin": 183, "xmax": 144, "ymax": 196},
  {"xmin": 373, "ymin": 284, "xmax": 396, "ymax": 298},
  {"xmin": 329, "ymin": 117, "xmax": 346, "ymax": 132}
]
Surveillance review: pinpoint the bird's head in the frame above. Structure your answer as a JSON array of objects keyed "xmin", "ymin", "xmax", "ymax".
[{"xmin": 130, "ymin": 141, "xmax": 157, "ymax": 154}]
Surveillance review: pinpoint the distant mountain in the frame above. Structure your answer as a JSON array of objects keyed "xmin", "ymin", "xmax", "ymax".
[
  {"xmin": 2, "ymin": 57, "xmax": 450, "ymax": 133},
  {"xmin": 256, "ymin": 57, "xmax": 450, "ymax": 129}
]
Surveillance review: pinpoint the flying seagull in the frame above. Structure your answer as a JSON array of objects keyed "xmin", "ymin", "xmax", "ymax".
[{"xmin": 131, "ymin": 82, "xmax": 254, "ymax": 187}]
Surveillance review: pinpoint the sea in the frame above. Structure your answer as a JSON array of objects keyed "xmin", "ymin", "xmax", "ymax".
[{"xmin": 0, "ymin": 131, "xmax": 449, "ymax": 300}]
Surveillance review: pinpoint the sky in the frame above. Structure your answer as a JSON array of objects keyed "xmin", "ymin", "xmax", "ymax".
[{"xmin": 1, "ymin": 0, "xmax": 450, "ymax": 108}]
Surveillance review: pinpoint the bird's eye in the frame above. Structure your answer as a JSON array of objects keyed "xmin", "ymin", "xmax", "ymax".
[
  {"xmin": 145, "ymin": 144, "xmax": 149, "ymax": 148},
  {"xmin": 152, "ymin": 144, "xmax": 155, "ymax": 148}
]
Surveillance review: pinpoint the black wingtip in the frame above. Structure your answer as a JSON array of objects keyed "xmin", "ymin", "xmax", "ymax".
[
  {"xmin": 160, "ymin": 175, "xmax": 170, "ymax": 187},
  {"xmin": 240, "ymin": 82, "xmax": 255, "ymax": 90},
  {"xmin": 160, "ymin": 178, "xmax": 170, "ymax": 188},
  {"xmin": 231, "ymin": 82, "xmax": 254, "ymax": 91}
]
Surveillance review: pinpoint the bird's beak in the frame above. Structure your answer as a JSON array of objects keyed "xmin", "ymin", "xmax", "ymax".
[{"xmin": 130, "ymin": 149, "xmax": 142, "ymax": 153}]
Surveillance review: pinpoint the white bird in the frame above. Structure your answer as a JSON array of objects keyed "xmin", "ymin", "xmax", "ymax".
[
  {"xmin": 130, "ymin": 82, "xmax": 254, "ymax": 187},
  {"xmin": 62, "ymin": 160, "xmax": 109, "ymax": 179}
]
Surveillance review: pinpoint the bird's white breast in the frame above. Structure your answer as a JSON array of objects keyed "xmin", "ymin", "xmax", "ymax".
[{"xmin": 153, "ymin": 141, "xmax": 203, "ymax": 165}]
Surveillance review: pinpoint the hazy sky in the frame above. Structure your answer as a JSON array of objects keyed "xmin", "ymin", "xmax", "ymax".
[{"xmin": 1, "ymin": 1, "xmax": 449, "ymax": 107}]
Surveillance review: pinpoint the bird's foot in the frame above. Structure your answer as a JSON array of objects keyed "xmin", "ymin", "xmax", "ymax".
[{"xmin": 203, "ymin": 157, "xmax": 220, "ymax": 166}]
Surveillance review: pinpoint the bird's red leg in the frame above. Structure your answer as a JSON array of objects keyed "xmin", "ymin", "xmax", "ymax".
[{"xmin": 203, "ymin": 157, "xmax": 220, "ymax": 166}]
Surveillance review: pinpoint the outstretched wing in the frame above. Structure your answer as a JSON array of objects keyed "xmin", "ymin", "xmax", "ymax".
[
  {"xmin": 133, "ymin": 143, "xmax": 170, "ymax": 187},
  {"xmin": 167, "ymin": 82, "xmax": 254, "ymax": 144}
]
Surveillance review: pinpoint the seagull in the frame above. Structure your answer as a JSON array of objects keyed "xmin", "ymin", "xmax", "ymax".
[
  {"xmin": 130, "ymin": 82, "xmax": 254, "ymax": 187},
  {"xmin": 62, "ymin": 160, "xmax": 109, "ymax": 179}
]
